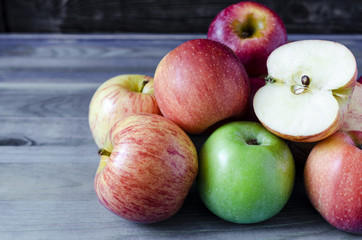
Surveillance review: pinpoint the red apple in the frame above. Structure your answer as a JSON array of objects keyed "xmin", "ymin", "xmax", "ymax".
[
  {"xmin": 243, "ymin": 77, "xmax": 265, "ymax": 122},
  {"xmin": 358, "ymin": 76, "xmax": 362, "ymax": 83},
  {"xmin": 89, "ymin": 74, "xmax": 161, "ymax": 148},
  {"xmin": 340, "ymin": 82, "xmax": 362, "ymax": 132},
  {"xmin": 207, "ymin": 1, "xmax": 287, "ymax": 77},
  {"xmin": 154, "ymin": 39, "xmax": 250, "ymax": 134},
  {"xmin": 94, "ymin": 114, "xmax": 198, "ymax": 223},
  {"xmin": 304, "ymin": 131, "xmax": 362, "ymax": 234}
]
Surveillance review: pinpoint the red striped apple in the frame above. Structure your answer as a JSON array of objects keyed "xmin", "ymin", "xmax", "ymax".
[
  {"xmin": 254, "ymin": 40, "xmax": 358, "ymax": 142},
  {"xmin": 94, "ymin": 114, "xmax": 198, "ymax": 223},
  {"xmin": 89, "ymin": 74, "xmax": 161, "ymax": 148},
  {"xmin": 154, "ymin": 39, "xmax": 250, "ymax": 134},
  {"xmin": 304, "ymin": 131, "xmax": 362, "ymax": 234},
  {"xmin": 207, "ymin": 1, "xmax": 287, "ymax": 77}
]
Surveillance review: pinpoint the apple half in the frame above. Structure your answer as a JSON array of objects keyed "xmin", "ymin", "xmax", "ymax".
[{"xmin": 253, "ymin": 40, "xmax": 357, "ymax": 142}]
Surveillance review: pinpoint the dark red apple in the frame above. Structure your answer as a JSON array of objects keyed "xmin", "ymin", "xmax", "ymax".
[
  {"xmin": 243, "ymin": 77, "xmax": 265, "ymax": 122},
  {"xmin": 154, "ymin": 39, "xmax": 250, "ymax": 134},
  {"xmin": 207, "ymin": 1, "xmax": 287, "ymax": 77},
  {"xmin": 304, "ymin": 131, "xmax": 362, "ymax": 234}
]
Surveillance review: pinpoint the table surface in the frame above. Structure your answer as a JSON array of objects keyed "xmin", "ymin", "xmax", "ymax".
[{"xmin": 0, "ymin": 33, "xmax": 361, "ymax": 240}]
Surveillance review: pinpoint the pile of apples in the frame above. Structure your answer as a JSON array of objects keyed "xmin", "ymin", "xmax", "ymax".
[{"xmin": 88, "ymin": 1, "xmax": 362, "ymax": 234}]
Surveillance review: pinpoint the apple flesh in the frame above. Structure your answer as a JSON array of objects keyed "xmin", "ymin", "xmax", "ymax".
[
  {"xmin": 207, "ymin": 1, "xmax": 287, "ymax": 77},
  {"xmin": 304, "ymin": 131, "xmax": 362, "ymax": 234},
  {"xmin": 89, "ymin": 74, "xmax": 161, "ymax": 148},
  {"xmin": 254, "ymin": 40, "xmax": 358, "ymax": 142},
  {"xmin": 94, "ymin": 114, "xmax": 198, "ymax": 223},
  {"xmin": 197, "ymin": 121, "xmax": 295, "ymax": 224},
  {"xmin": 154, "ymin": 39, "xmax": 250, "ymax": 134}
]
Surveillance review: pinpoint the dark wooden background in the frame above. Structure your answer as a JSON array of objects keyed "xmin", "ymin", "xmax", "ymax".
[{"xmin": 0, "ymin": 0, "xmax": 361, "ymax": 34}]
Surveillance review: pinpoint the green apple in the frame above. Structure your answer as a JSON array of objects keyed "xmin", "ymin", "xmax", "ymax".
[{"xmin": 197, "ymin": 121, "xmax": 295, "ymax": 224}]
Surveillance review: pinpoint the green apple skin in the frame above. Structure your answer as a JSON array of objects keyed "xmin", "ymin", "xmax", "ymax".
[{"xmin": 197, "ymin": 121, "xmax": 295, "ymax": 224}]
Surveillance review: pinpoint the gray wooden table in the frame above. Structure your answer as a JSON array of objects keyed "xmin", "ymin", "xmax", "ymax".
[{"xmin": 0, "ymin": 34, "xmax": 361, "ymax": 240}]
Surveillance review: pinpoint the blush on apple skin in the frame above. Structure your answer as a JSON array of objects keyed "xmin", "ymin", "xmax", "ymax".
[
  {"xmin": 94, "ymin": 114, "xmax": 198, "ymax": 224},
  {"xmin": 304, "ymin": 131, "xmax": 362, "ymax": 234},
  {"xmin": 207, "ymin": 1, "xmax": 288, "ymax": 77},
  {"xmin": 154, "ymin": 39, "xmax": 250, "ymax": 135}
]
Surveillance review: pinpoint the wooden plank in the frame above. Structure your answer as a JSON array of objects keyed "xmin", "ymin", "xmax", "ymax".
[
  {"xmin": 3, "ymin": 0, "xmax": 362, "ymax": 33},
  {"xmin": 0, "ymin": 34, "xmax": 202, "ymax": 82},
  {"xmin": 0, "ymin": 173, "xmax": 343, "ymax": 240},
  {"xmin": 0, "ymin": 0, "xmax": 6, "ymax": 32},
  {"xmin": 0, "ymin": 34, "xmax": 361, "ymax": 83}
]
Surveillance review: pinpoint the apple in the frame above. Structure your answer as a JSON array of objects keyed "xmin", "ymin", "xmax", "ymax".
[
  {"xmin": 197, "ymin": 121, "xmax": 295, "ymax": 224},
  {"xmin": 89, "ymin": 74, "xmax": 161, "ymax": 148},
  {"xmin": 94, "ymin": 114, "xmax": 198, "ymax": 223},
  {"xmin": 253, "ymin": 40, "xmax": 358, "ymax": 142},
  {"xmin": 154, "ymin": 39, "xmax": 250, "ymax": 134},
  {"xmin": 207, "ymin": 1, "xmax": 287, "ymax": 77},
  {"xmin": 340, "ymin": 82, "xmax": 362, "ymax": 132},
  {"xmin": 289, "ymin": 82, "xmax": 361, "ymax": 164},
  {"xmin": 304, "ymin": 131, "xmax": 362, "ymax": 234},
  {"xmin": 243, "ymin": 77, "xmax": 265, "ymax": 122}
]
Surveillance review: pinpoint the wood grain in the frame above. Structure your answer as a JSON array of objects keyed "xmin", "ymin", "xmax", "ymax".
[
  {"xmin": 1, "ymin": 0, "xmax": 362, "ymax": 33},
  {"xmin": 0, "ymin": 34, "xmax": 360, "ymax": 240}
]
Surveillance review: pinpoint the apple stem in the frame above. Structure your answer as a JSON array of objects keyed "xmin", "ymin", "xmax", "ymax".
[
  {"xmin": 98, "ymin": 149, "xmax": 111, "ymax": 157},
  {"xmin": 140, "ymin": 80, "xmax": 150, "ymax": 93},
  {"xmin": 247, "ymin": 138, "xmax": 259, "ymax": 145}
]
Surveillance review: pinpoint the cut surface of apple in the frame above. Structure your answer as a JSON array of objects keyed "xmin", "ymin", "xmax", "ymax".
[{"xmin": 254, "ymin": 40, "xmax": 357, "ymax": 142}]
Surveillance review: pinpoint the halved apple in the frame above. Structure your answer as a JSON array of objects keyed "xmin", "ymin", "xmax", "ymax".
[{"xmin": 253, "ymin": 40, "xmax": 357, "ymax": 142}]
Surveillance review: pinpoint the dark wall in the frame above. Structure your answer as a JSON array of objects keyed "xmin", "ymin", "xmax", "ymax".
[{"xmin": 1, "ymin": 0, "xmax": 362, "ymax": 34}]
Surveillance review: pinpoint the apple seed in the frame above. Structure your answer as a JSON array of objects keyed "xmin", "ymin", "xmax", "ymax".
[
  {"xmin": 292, "ymin": 85, "xmax": 309, "ymax": 95},
  {"xmin": 301, "ymin": 75, "xmax": 310, "ymax": 86}
]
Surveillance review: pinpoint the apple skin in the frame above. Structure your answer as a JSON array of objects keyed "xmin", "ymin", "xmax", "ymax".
[
  {"xmin": 243, "ymin": 77, "xmax": 265, "ymax": 122},
  {"xmin": 304, "ymin": 131, "xmax": 362, "ymax": 234},
  {"xmin": 154, "ymin": 39, "xmax": 250, "ymax": 134},
  {"xmin": 197, "ymin": 121, "xmax": 295, "ymax": 224},
  {"xmin": 94, "ymin": 114, "xmax": 198, "ymax": 223},
  {"xmin": 340, "ymin": 82, "xmax": 362, "ymax": 132},
  {"xmin": 207, "ymin": 1, "xmax": 287, "ymax": 77},
  {"xmin": 89, "ymin": 74, "xmax": 161, "ymax": 148}
]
